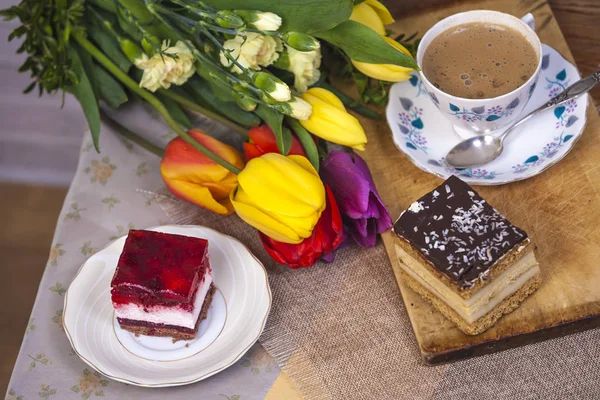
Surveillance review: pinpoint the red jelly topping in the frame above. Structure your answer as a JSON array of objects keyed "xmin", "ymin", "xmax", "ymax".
[{"xmin": 111, "ymin": 230, "xmax": 209, "ymax": 307}]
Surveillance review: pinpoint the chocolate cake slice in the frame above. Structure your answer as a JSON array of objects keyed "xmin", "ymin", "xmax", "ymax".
[
  {"xmin": 392, "ymin": 176, "xmax": 541, "ymax": 335},
  {"xmin": 111, "ymin": 230, "xmax": 215, "ymax": 341}
]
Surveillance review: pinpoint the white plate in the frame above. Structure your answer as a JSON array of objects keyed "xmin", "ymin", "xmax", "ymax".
[
  {"xmin": 386, "ymin": 44, "xmax": 588, "ymax": 185},
  {"xmin": 64, "ymin": 225, "xmax": 271, "ymax": 387}
]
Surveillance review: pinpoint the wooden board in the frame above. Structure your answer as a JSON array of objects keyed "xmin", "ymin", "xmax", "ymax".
[{"xmin": 359, "ymin": 0, "xmax": 600, "ymax": 364}]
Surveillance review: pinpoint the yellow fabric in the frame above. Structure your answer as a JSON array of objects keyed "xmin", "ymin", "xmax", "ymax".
[{"xmin": 265, "ymin": 372, "xmax": 304, "ymax": 400}]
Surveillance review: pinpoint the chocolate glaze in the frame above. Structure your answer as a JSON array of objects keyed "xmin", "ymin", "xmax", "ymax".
[{"xmin": 393, "ymin": 176, "xmax": 527, "ymax": 287}]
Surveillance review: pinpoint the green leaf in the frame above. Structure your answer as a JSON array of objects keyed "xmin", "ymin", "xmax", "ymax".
[
  {"xmin": 94, "ymin": 65, "xmax": 128, "ymax": 108},
  {"xmin": 87, "ymin": 24, "xmax": 132, "ymax": 72},
  {"xmin": 287, "ymin": 118, "xmax": 319, "ymax": 170},
  {"xmin": 89, "ymin": 0, "xmax": 117, "ymax": 13},
  {"xmin": 280, "ymin": 127, "xmax": 293, "ymax": 156},
  {"xmin": 169, "ymin": 86, "xmax": 196, "ymax": 103},
  {"xmin": 202, "ymin": 0, "xmax": 353, "ymax": 33},
  {"xmin": 156, "ymin": 92, "xmax": 192, "ymax": 129},
  {"xmin": 255, "ymin": 105, "xmax": 291, "ymax": 154},
  {"xmin": 315, "ymin": 21, "xmax": 420, "ymax": 69},
  {"xmin": 67, "ymin": 46, "xmax": 101, "ymax": 152},
  {"xmin": 23, "ymin": 81, "xmax": 36, "ymax": 94},
  {"xmin": 75, "ymin": 44, "xmax": 100, "ymax": 99},
  {"xmin": 185, "ymin": 77, "xmax": 260, "ymax": 127}
]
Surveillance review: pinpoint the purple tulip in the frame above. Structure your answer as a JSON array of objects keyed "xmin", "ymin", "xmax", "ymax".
[{"xmin": 320, "ymin": 150, "xmax": 392, "ymax": 247}]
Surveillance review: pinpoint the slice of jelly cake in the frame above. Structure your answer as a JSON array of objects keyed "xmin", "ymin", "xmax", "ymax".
[{"xmin": 111, "ymin": 230, "xmax": 216, "ymax": 341}]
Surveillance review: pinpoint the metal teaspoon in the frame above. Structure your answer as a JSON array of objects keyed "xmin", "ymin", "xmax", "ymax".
[{"xmin": 445, "ymin": 70, "xmax": 600, "ymax": 169}]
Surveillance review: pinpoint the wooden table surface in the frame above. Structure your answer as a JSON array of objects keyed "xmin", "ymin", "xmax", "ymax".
[{"xmin": 265, "ymin": 0, "xmax": 600, "ymax": 397}]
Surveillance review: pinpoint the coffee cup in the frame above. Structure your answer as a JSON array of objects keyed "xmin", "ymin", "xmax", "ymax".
[{"xmin": 416, "ymin": 11, "xmax": 543, "ymax": 137}]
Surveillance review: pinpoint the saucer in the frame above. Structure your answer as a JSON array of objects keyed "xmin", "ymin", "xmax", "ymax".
[
  {"xmin": 386, "ymin": 44, "xmax": 588, "ymax": 185},
  {"xmin": 63, "ymin": 225, "xmax": 271, "ymax": 387}
]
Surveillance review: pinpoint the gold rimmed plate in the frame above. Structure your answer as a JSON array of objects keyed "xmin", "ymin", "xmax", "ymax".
[{"xmin": 63, "ymin": 225, "xmax": 272, "ymax": 387}]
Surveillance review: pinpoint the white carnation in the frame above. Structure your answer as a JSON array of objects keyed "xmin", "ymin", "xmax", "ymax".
[
  {"xmin": 289, "ymin": 96, "xmax": 312, "ymax": 120},
  {"xmin": 136, "ymin": 40, "xmax": 195, "ymax": 92},
  {"xmin": 220, "ymin": 33, "xmax": 280, "ymax": 73},
  {"xmin": 287, "ymin": 45, "xmax": 322, "ymax": 93}
]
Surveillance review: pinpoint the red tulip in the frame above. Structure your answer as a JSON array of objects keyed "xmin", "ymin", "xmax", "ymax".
[
  {"xmin": 259, "ymin": 185, "xmax": 344, "ymax": 268},
  {"xmin": 244, "ymin": 124, "xmax": 306, "ymax": 161}
]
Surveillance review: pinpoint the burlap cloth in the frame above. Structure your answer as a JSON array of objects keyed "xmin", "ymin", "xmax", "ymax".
[{"xmin": 155, "ymin": 192, "xmax": 600, "ymax": 399}]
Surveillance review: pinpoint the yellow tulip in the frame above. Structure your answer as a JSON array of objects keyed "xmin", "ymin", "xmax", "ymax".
[
  {"xmin": 299, "ymin": 88, "xmax": 367, "ymax": 151},
  {"xmin": 351, "ymin": 37, "xmax": 414, "ymax": 82},
  {"xmin": 350, "ymin": 0, "xmax": 395, "ymax": 35},
  {"xmin": 230, "ymin": 153, "xmax": 326, "ymax": 244}
]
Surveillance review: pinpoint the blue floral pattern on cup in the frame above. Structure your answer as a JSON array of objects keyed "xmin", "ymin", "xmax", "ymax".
[{"xmin": 448, "ymin": 99, "xmax": 520, "ymax": 123}]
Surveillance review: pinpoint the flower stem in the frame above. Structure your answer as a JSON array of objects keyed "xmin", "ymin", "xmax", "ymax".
[
  {"xmin": 73, "ymin": 34, "xmax": 242, "ymax": 174},
  {"xmin": 100, "ymin": 110, "xmax": 165, "ymax": 157},
  {"xmin": 157, "ymin": 89, "xmax": 248, "ymax": 137}
]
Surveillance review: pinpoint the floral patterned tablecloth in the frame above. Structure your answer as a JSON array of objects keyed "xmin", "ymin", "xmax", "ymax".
[{"xmin": 6, "ymin": 103, "xmax": 280, "ymax": 400}]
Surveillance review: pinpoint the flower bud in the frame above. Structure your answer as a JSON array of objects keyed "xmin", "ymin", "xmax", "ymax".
[
  {"xmin": 252, "ymin": 71, "xmax": 291, "ymax": 102},
  {"xmin": 215, "ymin": 10, "xmax": 245, "ymax": 29},
  {"xmin": 272, "ymin": 96, "xmax": 312, "ymax": 120},
  {"xmin": 141, "ymin": 36, "xmax": 161, "ymax": 56},
  {"xmin": 120, "ymin": 39, "xmax": 145, "ymax": 64},
  {"xmin": 282, "ymin": 32, "xmax": 320, "ymax": 52},
  {"xmin": 235, "ymin": 10, "xmax": 282, "ymax": 31},
  {"xmin": 232, "ymin": 83, "xmax": 258, "ymax": 111}
]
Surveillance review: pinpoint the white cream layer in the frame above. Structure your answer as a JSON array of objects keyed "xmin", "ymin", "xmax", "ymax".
[
  {"xmin": 114, "ymin": 272, "xmax": 213, "ymax": 329},
  {"xmin": 395, "ymin": 245, "xmax": 539, "ymax": 324}
]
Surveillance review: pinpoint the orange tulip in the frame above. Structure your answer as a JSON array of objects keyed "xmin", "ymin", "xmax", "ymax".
[{"xmin": 161, "ymin": 129, "xmax": 245, "ymax": 215}]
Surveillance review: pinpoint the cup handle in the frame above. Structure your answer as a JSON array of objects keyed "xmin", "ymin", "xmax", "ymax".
[{"xmin": 521, "ymin": 13, "xmax": 535, "ymax": 31}]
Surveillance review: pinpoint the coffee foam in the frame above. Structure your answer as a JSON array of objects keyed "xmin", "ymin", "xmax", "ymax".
[{"xmin": 422, "ymin": 22, "xmax": 537, "ymax": 99}]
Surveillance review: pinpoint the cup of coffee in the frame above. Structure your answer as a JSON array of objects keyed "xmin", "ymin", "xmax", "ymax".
[{"xmin": 416, "ymin": 10, "xmax": 543, "ymax": 136}]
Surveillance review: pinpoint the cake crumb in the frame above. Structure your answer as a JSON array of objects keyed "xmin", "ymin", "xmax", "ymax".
[{"xmin": 185, "ymin": 343, "xmax": 190, "ymax": 348}]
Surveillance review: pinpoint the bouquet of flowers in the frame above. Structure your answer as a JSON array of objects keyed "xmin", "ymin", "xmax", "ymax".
[{"xmin": 3, "ymin": 0, "xmax": 418, "ymax": 267}]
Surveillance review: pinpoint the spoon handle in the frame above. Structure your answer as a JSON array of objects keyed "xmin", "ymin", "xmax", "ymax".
[
  {"xmin": 500, "ymin": 70, "xmax": 600, "ymax": 140},
  {"xmin": 536, "ymin": 70, "xmax": 600, "ymax": 112}
]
